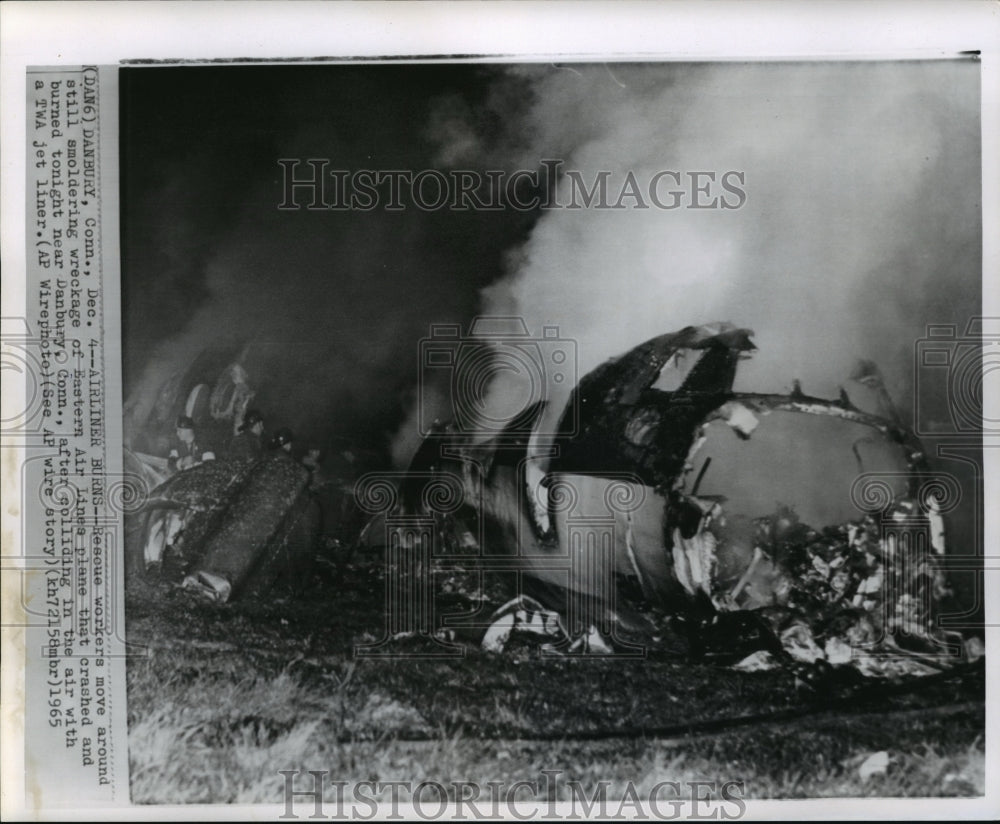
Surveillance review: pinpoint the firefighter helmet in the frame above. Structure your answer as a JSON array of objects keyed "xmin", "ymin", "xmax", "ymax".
[
  {"xmin": 239, "ymin": 409, "xmax": 264, "ymax": 432},
  {"xmin": 271, "ymin": 427, "xmax": 294, "ymax": 449}
]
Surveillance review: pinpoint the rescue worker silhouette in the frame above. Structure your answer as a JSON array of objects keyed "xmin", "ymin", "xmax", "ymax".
[
  {"xmin": 228, "ymin": 409, "xmax": 265, "ymax": 461},
  {"xmin": 167, "ymin": 415, "xmax": 208, "ymax": 473},
  {"xmin": 301, "ymin": 445, "xmax": 327, "ymax": 490},
  {"xmin": 210, "ymin": 362, "xmax": 255, "ymax": 428}
]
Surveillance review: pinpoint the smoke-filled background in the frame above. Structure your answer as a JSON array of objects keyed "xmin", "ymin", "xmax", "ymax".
[
  {"xmin": 123, "ymin": 60, "xmax": 981, "ymax": 531},
  {"xmin": 463, "ymin": 61, "xmax": 981, "ymax": 427},
  {"xmin": 122, "ymin": 65, "xmax": 541, "ymax": 459}
]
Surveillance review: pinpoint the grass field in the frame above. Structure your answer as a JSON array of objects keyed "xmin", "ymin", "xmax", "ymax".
[{"xmin": 125, "ymin": 559, "xmax": 985, "ymax": 805}]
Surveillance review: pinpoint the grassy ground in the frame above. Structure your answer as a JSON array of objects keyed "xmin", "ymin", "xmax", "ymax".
[{"xmin": 125, "ymin": 561, "xmax": 985, "ymax": 805}]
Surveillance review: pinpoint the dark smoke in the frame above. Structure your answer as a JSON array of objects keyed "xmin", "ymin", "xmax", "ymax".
[
  {"xmin": 122, "ymin": 65, "xmax": 537, "ymax": 458},
  {"xmin": 123, "ymin": 60, "xmax": 981, "ymax": 508}
]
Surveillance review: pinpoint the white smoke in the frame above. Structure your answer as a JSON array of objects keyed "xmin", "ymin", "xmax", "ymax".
[{"xmin": 470, "ymin": 61, "xmax": 980, "ymax": 430}]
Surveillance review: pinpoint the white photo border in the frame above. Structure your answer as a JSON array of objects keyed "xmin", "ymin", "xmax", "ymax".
[{"xmin": 2, "ymin": 1, "xmax": 998, "ymax": 820}]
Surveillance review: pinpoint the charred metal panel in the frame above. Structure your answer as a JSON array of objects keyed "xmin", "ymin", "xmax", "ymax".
[{"xmin": 552, "ymin": 324, "xmax": 755, "ymax": 486}]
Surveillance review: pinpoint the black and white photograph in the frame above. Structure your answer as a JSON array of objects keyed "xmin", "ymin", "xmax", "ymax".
[
  {"xmin": 118, "ymin": 56, "xmax": 986, "ymax": 807},
  {"xmin": 3, "ymin": 2, "xmax": 997, "ymax": 819}
]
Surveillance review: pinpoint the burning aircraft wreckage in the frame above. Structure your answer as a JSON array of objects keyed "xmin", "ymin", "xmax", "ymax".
[{"xmin": 128, "ymin": 322, "xmax": 981, "ymax": 680}]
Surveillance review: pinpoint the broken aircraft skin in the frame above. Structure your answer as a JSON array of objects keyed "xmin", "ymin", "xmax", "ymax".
[
  {"xmin": 383, "ymin": 322, "xmax": 965, "ymax": 675},
  {"xmin": 126, "ymin": 451, "xmax": 321, "ymax": 602}
]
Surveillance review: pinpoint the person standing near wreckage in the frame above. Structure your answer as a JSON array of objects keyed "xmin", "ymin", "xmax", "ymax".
[
  {"xmin": 167, "ymin": 415, "xmax": 208, "ymax": 473},
  {"xmin": 228, "ymin": 408, "xmax": 265, "ymax": 461}
]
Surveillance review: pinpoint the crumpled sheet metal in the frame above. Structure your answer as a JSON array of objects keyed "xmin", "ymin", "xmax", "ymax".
[
  {"xmin": 552, "ymin": 323, "xmax": 930, "ymax": 489},
  {"xmin": 129, "ymin": 452, "xmax": 317, "ymax": 602},
  {"xmin": 185, "ymin": 452, "xmax": 312, "ymax": 601},
  {"xmin": 478, "ymin": 500, "xmax": 963, "ymax": 674},
  {"xmin": 145, "ymin": 455, "xmax": 257, "ymax": 512},
  {"xmin": 127, "ymin": 457, "xmax": 256, "ymax": 573},
  {"xmin": 392, "ymin": 322, "xmax": 968, "ymax": 676},
  {"xmin": 480, "ymin": 596, "xmax": 614, "ymax": 656}
]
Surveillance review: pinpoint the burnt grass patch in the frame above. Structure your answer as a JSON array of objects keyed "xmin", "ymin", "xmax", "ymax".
[{"xmin": 125, "ymin": 558, "xmax": 985, "ymax": 802}]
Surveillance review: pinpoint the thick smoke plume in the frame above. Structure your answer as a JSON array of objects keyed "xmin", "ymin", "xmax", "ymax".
[
  {"xmin": 122, "ymin": 62, "xmax": 980, "ymax": 499},
  {"xmin": 123, "ymin": 67, "xmax": 536, "ymax": 459},
  {"xmin": 458, "ymin": 62, "xmax": 981, "ymax": 436}
]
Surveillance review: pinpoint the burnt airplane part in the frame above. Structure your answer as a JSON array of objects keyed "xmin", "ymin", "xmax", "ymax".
[
  {"xmin": 550, "ymin": 322, "xmax": 928, "ymax": 489},
  {"xmin": 126, "ymin": 452, "xmax": 320, "ymax": 602},
  {"xmin": 551, "ymin": 324, "xmax": 757, "ymax": 486},
  {"xmin": 384, "ymin": 322, "xmax": 964, "ymax": 673}
]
